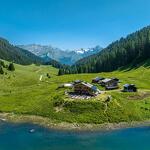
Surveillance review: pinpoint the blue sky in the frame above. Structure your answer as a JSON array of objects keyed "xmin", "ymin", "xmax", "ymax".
[{"xmin": 0, "ymin": 0, "xmax": 150, "ymax": 50}]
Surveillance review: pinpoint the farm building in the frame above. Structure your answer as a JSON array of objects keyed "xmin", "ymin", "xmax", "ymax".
[
  {"xmin": 123, "ymin": 84, "xmax": 137, "ymax": 92},
  {"xmin": 74, "ymin": 81, "xmax": 101, "ymax": 96},
  {"xmin": 74, "ymin": 80, "xmax": 83, "ymax": 84},
  {"xmin": 92, "ymin": 77, "xmax": 105, "ymax": 83},
  {"xmin": 111, "ymin": 78, "xmax": 119, "ymax": 82},
  {"xmin": 100, "ymin": 78, "xmax": 119, "ymax": 90}
]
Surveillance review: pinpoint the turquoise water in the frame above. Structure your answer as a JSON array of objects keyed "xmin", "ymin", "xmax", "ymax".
[{"xmin": 0, "ymin": 121, "xmax": 150, "ymax": 150}]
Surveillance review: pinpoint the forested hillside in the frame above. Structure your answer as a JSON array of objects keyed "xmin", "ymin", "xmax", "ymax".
[
  {"xmin": 45, "ymin": 59, "xmax": 69, "ymax": 69},
  {"xmin": 0, "ymin": 38, "xmax": 43, "ymax": 65},
  {"xmin": 59, "ymin": 26, "xmax": 150, "ymax": 75}
]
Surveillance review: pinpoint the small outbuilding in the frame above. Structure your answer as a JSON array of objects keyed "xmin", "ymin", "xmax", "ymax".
[
  {"xmin": 111, "ymin": 77, "xmax": 119, "ymax": 82},
  {"xmin": 92, "ymin": 77, "xmax": 105, "ymax": 83},
  {"xmin": 58, "ymin": 83, "xmax": 73, "ymax": 88},
  {"xmin": 100, "ymin": 78, "xmax": 119, "ymax": 90},
  {"xmin": 123, "ymin": 84, "xmax": 137, "ymax": 92},
  {"xmin": 74, "ymin": 80, "xmax": 83, "ymax": 84},
  {"xmin": 74, "ymin": 81, "xmax": 101, "ymax": 96}
]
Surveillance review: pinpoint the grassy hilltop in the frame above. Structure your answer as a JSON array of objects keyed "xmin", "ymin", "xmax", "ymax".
[{"xmin": 0, "ymin": 60, "xmax": 150, "ymax": 125}]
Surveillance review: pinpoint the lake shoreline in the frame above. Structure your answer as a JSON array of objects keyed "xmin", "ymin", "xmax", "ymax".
[{"xmin": 0, "ymin": 113, "xmax": 150, "ymax": 132}]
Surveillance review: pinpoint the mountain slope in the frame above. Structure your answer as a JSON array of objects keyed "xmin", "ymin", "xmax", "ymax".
[
  {"xmin": 18, "ymin": 44, "xmax": 102, "ymax": 65},
  {"xmin": 0, "ymin": 38, "xmax": 43, "ymax": 65},
  {"xmin": 60, "ymin": 25, "xmax": 150, "ymax": 74}
]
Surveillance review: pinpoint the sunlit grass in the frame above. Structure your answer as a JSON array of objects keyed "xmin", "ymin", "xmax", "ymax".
[{"xmin": 0, "ymin": 61, "xmax": 150, "ymax": 124}]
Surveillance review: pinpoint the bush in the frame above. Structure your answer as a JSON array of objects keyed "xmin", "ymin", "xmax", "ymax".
[
  {"xmin": 53, "ymin": 96, "xmax": 64, "ymax": 107},
  {"xmin": 0, "ymin": 65, "xmax": 4, "ymax": 74},
  {"xmin": 47, "ymin": 73, "xmax": 51, "ymax": 78}
]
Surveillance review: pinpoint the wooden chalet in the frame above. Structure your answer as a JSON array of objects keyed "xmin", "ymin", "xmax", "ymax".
[
  {"xmin": 74, "ymin": 81, "xmax": 101, "ymax": 96},
  {"xmin": 123, "ymin": 84, "xmax": 137, "ymax": 92},
  {"xmin": 100, "ymin": 78, "xmax": 119, "ymax": 90}
]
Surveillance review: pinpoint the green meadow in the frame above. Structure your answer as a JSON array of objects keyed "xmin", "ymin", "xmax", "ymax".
[{"xmin": 0, "ymin": 61, "xmax": 150, "ymax": 124}]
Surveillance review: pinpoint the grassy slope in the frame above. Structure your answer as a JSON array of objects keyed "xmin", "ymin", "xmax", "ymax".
[{"xmin": 0, "ymin": 61, "xmax": 150, "ymax": 124}]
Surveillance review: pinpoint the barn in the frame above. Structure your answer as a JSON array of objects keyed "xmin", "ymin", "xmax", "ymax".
[{"xmin": 100, "ymin": 78, "xmax": 119, "ymax": 90}]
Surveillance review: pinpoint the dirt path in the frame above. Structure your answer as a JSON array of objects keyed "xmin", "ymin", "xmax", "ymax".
[
  {"xmin": 39, "ymin": 75, "xmax": 43, "ymax": 81},
  {"xmin": 35, "ymin": 68, "xmax": 42, "ymax": 73}
]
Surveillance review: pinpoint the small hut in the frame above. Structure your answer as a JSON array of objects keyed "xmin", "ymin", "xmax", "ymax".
[
  {"xmin": 123, "ymin": 84, "xmax": 137, "ymax": 92},
  {"xmin": 58, "ymin": 83, "xmax": 73, "ymax": 89},
  {"xmin": 111, "ymin": 77, "xmax": 119, "ymax": 82},
  {"xmin": 92, "ymin": 77, "xmax": 105, "ymax": 83},
  {"xmin": 74, "ymin": 80, "xmax": 83, "ymax": 84},
  {"xmin": 74, "ymin": 81, "xmax": 100, "ymax": 96}
]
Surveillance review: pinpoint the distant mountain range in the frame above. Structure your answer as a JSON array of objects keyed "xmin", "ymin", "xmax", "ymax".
[{"xmin": 18, "ymin": 44, "xmax": 103, "ymax": 65}]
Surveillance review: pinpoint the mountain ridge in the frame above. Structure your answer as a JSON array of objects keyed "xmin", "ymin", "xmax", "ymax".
[{"xmin": 18, "ymin": 44, "xmax": 103, "ymax": 65}]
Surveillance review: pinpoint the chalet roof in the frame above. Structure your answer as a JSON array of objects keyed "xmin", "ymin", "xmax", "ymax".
[
  {"xmin": 101, "ymin": 78, "xmax": 119, "ymax": 83},
  {"xmin": 101, "ymin": 78, "xmax": 112, "ymax": 83},
  {"xmin": 64, "ymin": 83, "xmax": 73, "ymax": 87},
  {"xmin": 74, "ymin": 80, "xmax": 82, "ymax": 84},
  {"xmin": 124, "ymin": 84, "xmax": 136, "ymax": 88},
  {"xmin": 81, "ymin": 82, "xmax": 94, "ymax": 88},
  {"xmin": 93, "ymin": 77, "xmax": 104, "ymax": 81},
  {"xmin": 76, "ymin": 81, "xmax": 100, "ymax": 92},
  {"xmin": 111, "ymin": 77, "xmax": 119, "ymax": 81}
]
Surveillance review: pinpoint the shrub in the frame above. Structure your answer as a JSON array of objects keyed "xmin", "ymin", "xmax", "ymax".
[
  {"xmin": 0, "ymin": 65, "xmax": 4, "ymax": 74},
  {"xmin": 47, "ymin": 73, "xmax": 51, "ymax": 78}
]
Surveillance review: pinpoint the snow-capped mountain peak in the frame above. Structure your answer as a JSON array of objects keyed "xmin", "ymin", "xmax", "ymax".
[
  {"xmin": 18, "ymin": 45, "xmax": 102, "ymax": 65},
  {"xmin": 75, "ymin": 48, "xmax": 90, "ymax": 54},
  {"xmin": 74, "ymin": 46, "xmax": 102, "ymax": 55}
]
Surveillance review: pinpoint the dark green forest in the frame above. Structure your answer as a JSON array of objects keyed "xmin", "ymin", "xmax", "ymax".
[
  {"xmin": 0, "ymin": 37, "xmax": 43, "ymax": 65},
  {"xmin": 59, "ymin": 26, "xmax": 150, "ymax": 75},
  {"xmin": 45, "ymin": 59, "xmax": 69, "ymax": 69}
]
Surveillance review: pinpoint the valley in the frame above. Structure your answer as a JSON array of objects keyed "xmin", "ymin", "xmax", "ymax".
[{"xmin": 0, "ymin": 60, "xmax": 150, "ymax": 130}]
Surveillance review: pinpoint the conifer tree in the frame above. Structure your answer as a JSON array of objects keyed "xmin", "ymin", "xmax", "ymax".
[{"xmin": 8, "ymin": 63, "xmax": 15, "ymax": 71}]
